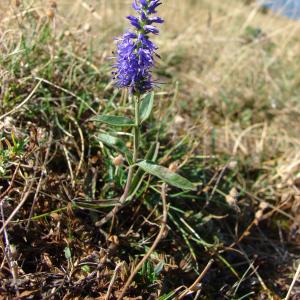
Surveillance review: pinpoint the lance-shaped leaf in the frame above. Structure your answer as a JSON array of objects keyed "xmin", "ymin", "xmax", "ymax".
[
  {"xmin": 140, "ymin": 92, "xmax": 154, "ymax": 123},
  {"xmin": 96, "ymin": 133, "xmax": 132, "ymax": 163},
  {"xmin": 136, "ymin": 160, "xmax": 196, "ymax": 191},
  {"xmin": 129, "ymin": 142, "xmax": 159, "ymax": 196},
  {"xmin": 91, "ymin": 115, "xmax": 135, "ymax": 127}
]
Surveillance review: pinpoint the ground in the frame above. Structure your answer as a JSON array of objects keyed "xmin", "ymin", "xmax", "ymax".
[{"xmin": 0, "ymin": 0, "xmax": 300, "ymax": 299}]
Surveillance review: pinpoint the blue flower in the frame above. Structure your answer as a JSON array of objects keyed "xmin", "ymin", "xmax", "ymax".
[
  {"xmin": 127, "ymin": 15, "xmax": 142, "ymax": 29},
  {"xmin": 112, "ymin": 0, "xmax": 164, "ymax": 95}
]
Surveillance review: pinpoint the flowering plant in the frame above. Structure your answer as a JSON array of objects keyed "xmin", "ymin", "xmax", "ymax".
[
  {"xmin": 93, "ymin": 0, "xmax": 195, "ymax": 228},
  {"xmin": 91, "ymin": 1, "xmax": 196, "ymax": 297}
]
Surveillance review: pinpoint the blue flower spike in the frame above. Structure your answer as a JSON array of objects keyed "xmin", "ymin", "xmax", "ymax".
[{"xmin": 112, "ymin": 0, "xmax": 164, "ymax": 95}]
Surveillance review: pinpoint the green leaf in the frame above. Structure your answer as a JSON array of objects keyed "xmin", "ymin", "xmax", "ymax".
[
  {"xmin": 91, "ymin": 115, "xmax": 135, "ymax": 127},
  {"xmin": 158, "ymin": 292, "xmax": 177, "ymax": 300},
  {"xmin": 129, "ymin": 142, "xmax": 159, "ymax": 196},
  {"xmin": 154, "ymin": 260, "xmax": 165, "ymax": 275},
  {"xmin": 136, "ymin": 160, "xmax": 196, "ymax": 191},
  {"xmin": 81, "ymin": 265, "xmax": 90, "ymax": 273},
  {"xmin": 96, "ymin": 133, "xmax": 132, "ymax": 163},
  {"xmin": 140, "ymin": 92, "xmax": 154, "ymax": 123},
  {"xmin": 64, "ymin": 247, "xmax": 72, "ymax": 260}
]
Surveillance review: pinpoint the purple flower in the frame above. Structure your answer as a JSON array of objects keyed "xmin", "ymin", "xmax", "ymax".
[
  {"xmin": 148, "ymin": 16, "xmax": 164, "ymax": 24},
  {"xmin": 144, "ymin": 25, "xmax": 159, "ymax": 35},
  {"xmin": 139, "ymin": 0, "xmax": 148, "ymax": 8},
  {"xmin": 127, "ymin": 15, "xmax": 142, "ymax": 29},
  {"xmin": 112, "ymin": 0, "xmax": 164, "ymax": 95}
]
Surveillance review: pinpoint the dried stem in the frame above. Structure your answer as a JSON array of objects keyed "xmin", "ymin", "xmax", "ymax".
[
  {"xmin": 0, "ymin": 166, "xmax": 36, "ymax": 236},
  {"xmin": 0, "ymin": 80, "xmax": 41, "ymax": 121},
  {"xmin": 117, "ymin": 183, "xmax": 168, "ymax": 300},
  {"xmin": 26, "ymin": 132, "xmax": 53, "ymax": 230},
  {"xmin": 285, "ymin": 262, "xmax": 300, "ymax": 300},
  {"xmin": 0, "ymin": 163, "xmax": 20, "ymax": 201},
  {"xmin": 0, "ymin": 203, "xmax": 19, "ymax": 296},
  {"xmin": 177, "ymin": 259, "xmax": 214, "ymax": 299},
  {"xmin": 105, "ymin": 263, "xmax": 123, "ymax": 300}
]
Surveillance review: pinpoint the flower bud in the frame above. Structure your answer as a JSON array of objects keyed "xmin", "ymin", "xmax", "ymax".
[
  {"xmin": 168, "ymin": 162, "xmax": 178, "ymax": 172},
  {"xmin": 64, "ymin": 30, "xmax": 71, "ymax": 37},
  {"xmin": 174, "ymin": 115, "xmax": 185, "ymax": 126},
  {"xmin": 112, "ymin": 154, "xmax": 124, "ymax": 166},
  {"xmin": 84, "ymin": 23, "xmax": 91, "ymax": 32},
  {"xmin": 46, "ymin": 9, "xmax": 55, "ymax": 19}
]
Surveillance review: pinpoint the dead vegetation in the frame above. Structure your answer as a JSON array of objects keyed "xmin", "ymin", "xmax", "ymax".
[{"xmin": 0, "ymin": 0, "xmax": 299, "ymax": 299}]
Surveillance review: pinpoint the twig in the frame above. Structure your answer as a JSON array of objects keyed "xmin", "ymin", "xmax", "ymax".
[
  {"xmin": 67, "ymin": 115, "xmax": 85, "ymax": 176},
  {"xmin": 2, "ymin": 7, "xmax": 43, "ymax": 23},
  {"xmin": 117, "ymin": 183, "xmax": 168, "ymax": 300},
  {"xmin": 230, "ymin": 219, "xmax": 256, "ymax": 248},
  {"xmin": 0, "ymin": 202, "xmax": 19, "ymax": 296},
  {"xmin": 0, "ymin": 76, "xmax": 8, "ymax": 111},
  {"xmin": 79, "ymin": 0, "xmax": 102, "ymax": 21},
  {"xmin": 26, "ymin": 132, "xmax": 53, "ymax": 230},
  {"xmin": 0, "ymin": 163, "xmax": 20, "ymax": 201},
  {"xmin": 233, "ymin": 123, "xmax": 264, "ymax": 155},
  {"xmin": 285, "ymin": 262, "xmax": 300, "ymax": 300},
  {"xmin": 176, "ymin": 259, "xmax": 214, "ymax": 300},
  {"xmin": 0, "ymin": 80, "xmax": 41, "ymax": 121},
  {"xmin": 0, "ymin": 177, "xmax": 35, "ymax": 236},
  {"xmin": 105, "ymin": 263, "xmax": 122, "ymax": 300},
  {"xmin": 63, "ymin": 142, "xmax": 75, "ymax": 188},
  {"xmin": 238, "ymin": 243, "xmax": 268, "ymax": 292}
]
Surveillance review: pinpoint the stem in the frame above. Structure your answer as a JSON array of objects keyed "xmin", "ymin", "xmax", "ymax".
[
  {"xmin": 95, "ymin": 95, "xmax": 141, "ymax": 228},
  {"xmin": 285, "ymin": 262, "xmax": 300, "ymax": 300},
  {"xmin": 133, "ymin": 95, "xmax": 140, "ymax": 163},
  {"xmin": 117, "ymin": 183, "xmax": 168, "ymax": 300}
]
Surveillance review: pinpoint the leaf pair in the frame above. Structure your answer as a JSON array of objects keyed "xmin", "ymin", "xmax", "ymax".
[
  {"xmin": 91, "ymin": 93, "xmax": 154, "ymax": 127},
  {"xmin": 93, "ymin": 92, "xmax": 196, "ymax": 191},
  {"xmin": 96, "ymin": 134, "xmax": 196, "ymax": 191}
]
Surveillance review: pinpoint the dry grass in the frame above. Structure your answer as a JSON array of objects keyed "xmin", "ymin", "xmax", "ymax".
[{"xmin": 1, "ymin": 0, "xmax": 300, "ymax": 299}]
